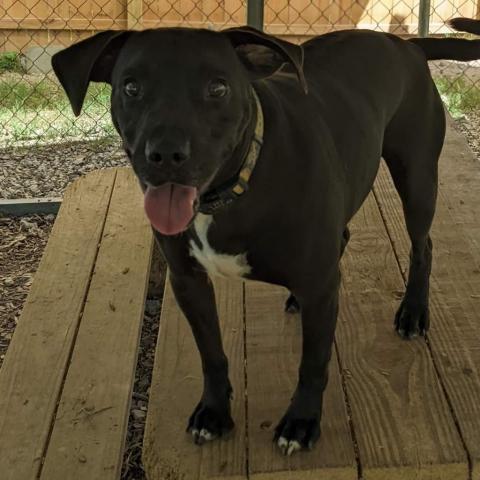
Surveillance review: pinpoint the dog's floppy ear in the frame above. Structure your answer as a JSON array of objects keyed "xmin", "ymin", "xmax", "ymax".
[
  {"xmin": 223, "ymin": 26, "xmax": 308, "ymax": 94},
  {"xmin": 51, "ymin": 30, "xmax": 132, "ymax": 116}
]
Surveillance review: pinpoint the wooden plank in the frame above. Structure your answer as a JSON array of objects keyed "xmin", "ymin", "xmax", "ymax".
[
  {"xmin": 373, "ymin": 118, "xmax": 480, "ymax": 479},
  {"xmin": 336, "ymin": 192, "xmax": 468, "ymax": 479},
  {"xmin": 244, "ymin": 282, "xmax": 357, "ymax": 480},
  {"xmin": 143, "ymin": 276, "xmax": 246, "ymax": 480},
  {"xmin": 433, "ymin": 115, "xmax": 480, "ymax": 256},
  {"xmin": 39, "ymin": 168, "xmax": 153, "ymax": 479},
  {"xmin": 127, "ymin": 0, "xmax": 143, "ymax": 29},
  {"xmin": 0, "ymin": 169, "xmax": 116, "ymax": 480}
]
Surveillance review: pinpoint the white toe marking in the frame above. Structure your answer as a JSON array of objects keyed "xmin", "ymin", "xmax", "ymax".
[
  {"xmin": 287, "ymin": 440, "xmax": 301, "ymax": 456},
  {"xmin": 278, "ymin": 436, "xmax": 302, "ymax": 455},
  {"xmin": 199, "ymin": 428, "xmax": 214, "ymax": 442},
  {"xmin": 278, "ymin": 436, "xmax": 288, "ymax": 450}
]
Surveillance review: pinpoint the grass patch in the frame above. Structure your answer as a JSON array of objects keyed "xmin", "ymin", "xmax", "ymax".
[
  {"xmin": 2, "ymin": 69, "xmax": 480, "ymax": 146},
  {"xmin": 0, "ymin": 75, "xmax": 110, "ymax": 111},
  {"xmin": 435, "ymin": 76, "xmax": 480, "ymax": 118},
  {"xmin": 0, "ymin": 52, "xmax": 24, "ymax": 73},
  {"xmin": 0, "ymin": 73, "xmax": 114, "ymax": 145}
]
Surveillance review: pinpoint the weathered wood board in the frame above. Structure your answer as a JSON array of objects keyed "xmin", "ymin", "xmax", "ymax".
[
  {"xmin": 373, "ymin": 116, "xmax": 480, "ymax": 479},
  {"xmin": 143, "ymin": 277, "xmax": 247, "ymax": 480},
  {"xmin": 2, "ymin": 114, "xmax": 480, "ymax": 480},
  {"xmin": 337, "ymin": 192, "xmax": 467, "ymax": 479},
  {"xmin": 40, "ymin": 168, "xmax": 153, "ymax": 479},
  {"xmin": 145, "ymin": 188, "xmax": 472, "ymax": 479},
  {"xmin": 0, "ymin": 169, "xmax": 117, "ymax": 480},
  {"xmin": 0, "ymin": 167, "xmax": 153, "ymax": 480},
  {"xmin": 144, "ymin": 277, "xmax": 358, "ymax": 480},
  {"xmin": 244, "ymin": 281, "xmax": 357, "ymax": 480}
]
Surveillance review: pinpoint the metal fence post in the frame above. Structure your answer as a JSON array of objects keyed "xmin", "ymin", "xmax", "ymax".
[
  {"xmin": 418, "ymin": 0, "xmax": 431, "ymax": 37},
  {"xmin": 247, "ymin": 0, "xmax": 264, "ymax": 30}
]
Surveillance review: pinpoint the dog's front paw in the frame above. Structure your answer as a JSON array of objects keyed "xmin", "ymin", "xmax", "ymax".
[
  {"xmin": 394, "ymin": 298, "xmax": 430, "ymax": 339},
  {"xmin": 187, "ymin": 401, "xmax": 234, "ymax": 445},
  {"xmin": 274, "ymin": 412, "xmax": 320, "ymax": 455}
]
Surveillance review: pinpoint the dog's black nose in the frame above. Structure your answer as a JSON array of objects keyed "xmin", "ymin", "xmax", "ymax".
[
  {"xmin": 147, "ymin": 149, "xmax": 189, "ymax": 166},
  {"xmin": 145, "ymin": 133, "xmax": 190, "ymax": 167}
]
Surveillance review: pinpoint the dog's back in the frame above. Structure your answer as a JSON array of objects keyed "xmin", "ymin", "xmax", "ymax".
[{"xmin": 257, "ymin": 28, "xmax": 441, "ymax": 220}]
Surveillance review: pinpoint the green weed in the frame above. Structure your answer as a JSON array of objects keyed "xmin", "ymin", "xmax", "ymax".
[
  {"xmin": 435, "ymin": 76, "xmax": 480, "ymax": 118},
  {"xmin": 0, "ymin": 52, "xmax": 24, "ymax": 73},
  {"xmin": 0, "ymin": 73, "xmax": 114, "ymax": 145}
]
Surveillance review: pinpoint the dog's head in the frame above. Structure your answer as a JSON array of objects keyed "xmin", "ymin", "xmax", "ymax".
[{"xmin": 52, "ymin": 27, "xmax": 306, "ymax": 235}]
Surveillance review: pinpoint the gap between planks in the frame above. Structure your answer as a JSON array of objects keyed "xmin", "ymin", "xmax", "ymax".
[
  {"xmin": 0, "ymin": 169, "xmax": 117, "ymax": 480},
  {"xmin": 37, "ymin": 169, "xmax": 119, "ymax": 479},
  {"xmin": 243, "ymin": 280, "xmax": 357, "ymax": 479},
  {"xmin": 373, "ymin": 129, "xmax": 480, "ymax": 480},
  {"xmin": 39, "ymin": 168, "xmax": 153, "ymax": 479},
  {"xmin": 144, "ymin": 190, "xmax": 468, "ymax": 479},
  {"xmin": 144, "ymin": 277, "xmax": 358, "ymax": 480},
  {"xmin": 0, "ymin": 167, "xmax": 153, "ymax": 480},
  {"xmin": 143, "ymin": 276, "xmax": 248, "ymax": 480},
  {"xmin": 144, "ymin": 119, "xmax": 477, "ymax": 479},
  {"xmin": 335, "ymin": 191, "xmax": 468, "ymax": 479}
]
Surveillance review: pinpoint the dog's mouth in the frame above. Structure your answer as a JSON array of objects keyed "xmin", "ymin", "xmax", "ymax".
[{"xmin": 144, "ymin": 182, "xmax": 198, "ymax": 236}]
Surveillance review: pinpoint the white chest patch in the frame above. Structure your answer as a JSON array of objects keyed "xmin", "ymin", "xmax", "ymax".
[{"xmin": 189, "ymin": 214, "xmax": 251, "ymax": 278}]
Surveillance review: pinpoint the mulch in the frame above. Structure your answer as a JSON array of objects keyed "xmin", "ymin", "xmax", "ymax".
[{"xmin": 0, "ymin": 214, "xmax": 54, "ymax": 365}]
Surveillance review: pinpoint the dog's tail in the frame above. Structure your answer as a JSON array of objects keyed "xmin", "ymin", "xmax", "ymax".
[
  {"xmin": 449, "ymin": 17, "xmax": 480, "ymax": 36},
  {"xmin": 409, "ymin": 18, "xmax": 480, "ymax": 60}
]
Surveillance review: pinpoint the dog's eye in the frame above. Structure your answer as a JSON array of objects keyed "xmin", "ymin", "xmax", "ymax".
[
  {"xmin": 124, "ymin": 80, "xmax": 140, "ymax": 97},
  {"xmin": 207, "ymin": 79, "xmax": 229, "ymax": 98}
]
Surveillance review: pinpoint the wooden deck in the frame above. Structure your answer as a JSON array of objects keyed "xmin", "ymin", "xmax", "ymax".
[
  {"xmin": 0, "ymin": 168, "xmax": 153, "ymax": 480},
  {"xmin": 0, "ymin": 116, "xmax": 478, "ymax": 480},
  {"xmin": 144, "ymin": 116, "xmax": 480, "ymax": 480}
]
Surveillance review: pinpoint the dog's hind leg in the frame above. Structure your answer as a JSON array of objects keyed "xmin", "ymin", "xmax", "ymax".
[
  {"xmin": 382, "ymin": 99, "xmax": 445, "ymax": 339},
  {"xmin": 382, "ymin": 152, "xmax": 438, "ymax": 339},
  {"xmin": 285, "ymin": 227, "xmax": 350, "ymax": 314}
]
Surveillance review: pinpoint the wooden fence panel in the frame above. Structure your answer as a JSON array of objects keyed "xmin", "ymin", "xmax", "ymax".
[{"xmin": 1, "ymin": 0, "xmax": 478, "ymax": 52}]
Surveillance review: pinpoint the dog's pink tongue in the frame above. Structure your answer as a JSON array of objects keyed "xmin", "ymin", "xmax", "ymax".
[{"xmin": 144, "ymin": 183, "xmax": 197, "ymax": 235}]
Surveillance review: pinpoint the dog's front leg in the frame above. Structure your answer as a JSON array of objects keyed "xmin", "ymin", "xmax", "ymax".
[
  {"xmin": 275, "ymin": 271, "xmax": 340, "ymax": 455},
  {"xmin": 169, "ymin": 270, "xmax": 234, "ymax": 444}
]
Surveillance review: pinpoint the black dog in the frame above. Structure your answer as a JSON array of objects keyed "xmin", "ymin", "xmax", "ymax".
[{"xmin": 52, "ymin": 18, "xmax": 480, "ymax": 455}]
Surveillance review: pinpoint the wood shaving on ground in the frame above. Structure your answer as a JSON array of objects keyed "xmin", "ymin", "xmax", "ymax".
[
  {"xmin": 455, "ymin": 111, "xmax": 480, "ymax": 160},
  {"xmin": 0, "ymin": 138, "xmax": 127, "ymax": 199},
  {"xmin": 0, "ymin": 214, "xmax": 54, "ymax": 365}
]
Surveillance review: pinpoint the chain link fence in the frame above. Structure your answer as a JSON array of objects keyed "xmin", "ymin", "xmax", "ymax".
[{"xmin": 1, "ymin": 0, "xmax": 479, "ymax": 146}]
